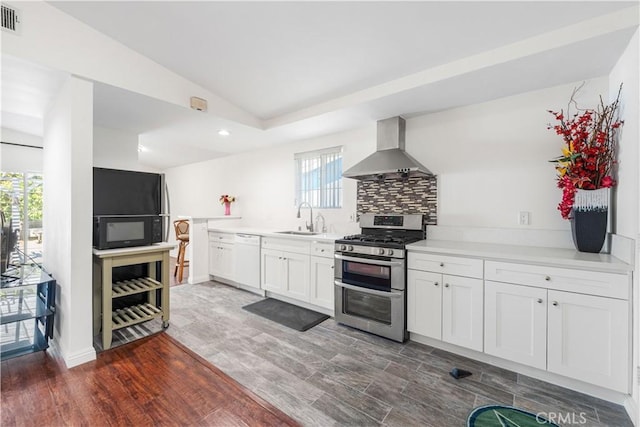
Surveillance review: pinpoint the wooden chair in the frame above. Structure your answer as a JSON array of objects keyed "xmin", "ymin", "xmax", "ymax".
[{"xmin": 173, "ymin": 219, "xmax": 190, "ymax": 283}]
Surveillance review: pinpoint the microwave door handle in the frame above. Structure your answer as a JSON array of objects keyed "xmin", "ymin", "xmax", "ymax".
[
  {"xmin": 334, "ymin": 253, "xmax": 403, "ymax": 267},
  {"xmin": 334, "ymin": 280, "xmax": 404, "ymax": 298}
]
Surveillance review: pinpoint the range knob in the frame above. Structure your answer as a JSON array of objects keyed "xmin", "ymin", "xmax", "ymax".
[
  {"xmin": 340, "ymin": 244, "xmax": 347, "ymax": 251},
  {"xmin": 347, "ymin": 245, "xmax": 354, "ymax": 251},
  {"xmin": 387, "ymin": 249, "xmax": 394, "ymax": 256},
  {"xmin": 378, "ymin": 248, "xmax": 385, "ymax": 255}
]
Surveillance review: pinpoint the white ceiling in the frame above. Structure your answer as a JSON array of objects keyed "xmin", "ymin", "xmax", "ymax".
[{"xmin": 2, "ymin": 1, "xmax": 638, "ymax": 169}]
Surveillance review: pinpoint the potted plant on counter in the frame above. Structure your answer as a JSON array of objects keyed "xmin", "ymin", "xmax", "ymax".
[
  {"xmin": 219, "ymin": 194, "xmax": 236, "ymax": 216},
  {"xmin": 548, "ymin": 83, "xmax": 623, "ymax": 253}
]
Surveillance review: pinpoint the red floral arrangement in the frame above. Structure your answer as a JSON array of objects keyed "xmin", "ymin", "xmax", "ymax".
[
  {"xmin": 548, "ymin": 84, "xmax": 623, "ymax": 219},
  {"xmin": 219, "ymin": 194, "xmax": 236, "ymax": 204}
]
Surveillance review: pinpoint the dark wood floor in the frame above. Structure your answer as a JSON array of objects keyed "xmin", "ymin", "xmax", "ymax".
[{"xmin": 1, "ymin": 333, "xmax": 299, "ymax": 427}]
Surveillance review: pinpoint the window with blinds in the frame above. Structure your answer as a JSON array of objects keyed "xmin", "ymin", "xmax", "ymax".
[{"xmin": 294, "ymin": 146, "xmax": 343, "ymax": 208}]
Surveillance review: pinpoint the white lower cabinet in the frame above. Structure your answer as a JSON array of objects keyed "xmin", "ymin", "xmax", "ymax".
[
  {"xmin": 261, "ymin": 247, "xmax": 310, "ymax": 302},
  {"xmin": 547, "ymin": 289, "xmax": 629, "ymax": 393},
  {"xmin": 407, "ymin": 270, "xmax": 441, "ymax": 339},
  {"xmin": 309, "ymin": 256, "xmax": 334, "ymax": 310},
  {"xmin": 484, "ymin": 281, "xmax": 547, "ymax": 370},
  {"xmin": 309, "ymin": 241, "xmax": 335, "ymax": 310},
  {"xmin": 261, "ymin": 248, "xmax": 284, "ymax": 293},
  {"xmin": 484, "ymin": 276, "xmax": 629, "ymax": 393},
  {"xmin": 442, "ymin": 275, "xmax": 484, "ymax": 352},
  {"xmin": 409, "ymin": 249, "xmax": 632, "ymax": 394},
  {"xmin": 407, "ymin": 269, "xmax": 483, "ymax": 351},
  {"xmin": 208, "ymin": 241, "xmax": 235, "ymax": 281},
  {"xmin": 284, "ymin": 252, "xmax": 310, "ymax": 301}
]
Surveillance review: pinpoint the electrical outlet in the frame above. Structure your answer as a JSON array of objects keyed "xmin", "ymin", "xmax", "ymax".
[{"xmin": 518, "ymin": 211, "xmax": 530, "ymax": 225}]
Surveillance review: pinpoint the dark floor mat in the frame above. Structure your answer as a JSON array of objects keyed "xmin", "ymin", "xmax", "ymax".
[{"xmin": 242, "ymin": 298, "xmax": 329, "ymax": 332}]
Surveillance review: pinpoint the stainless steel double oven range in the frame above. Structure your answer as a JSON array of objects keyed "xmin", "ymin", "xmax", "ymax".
[{"xmin": 334, "ymin": 214, "xmax": 424, "ymax": 342}]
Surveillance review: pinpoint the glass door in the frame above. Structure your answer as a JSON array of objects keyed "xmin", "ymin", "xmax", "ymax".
[{"xmin": 0, "ymin": 172, "xmax": 44, "ymax": 263}]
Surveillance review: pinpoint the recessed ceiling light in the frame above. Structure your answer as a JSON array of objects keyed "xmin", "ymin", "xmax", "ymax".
[{"xmin": 218, "ymin": 129, "xmax": 230, "ymax": 136}]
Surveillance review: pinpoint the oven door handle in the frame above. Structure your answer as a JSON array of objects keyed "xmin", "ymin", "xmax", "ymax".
[
  {"xmin": 334, "ymin": 254, "xmax": 403, "ymax": 266},
  {"xmin": 334, "ymin": 280, "xmax": 404, "ymax": 298}
]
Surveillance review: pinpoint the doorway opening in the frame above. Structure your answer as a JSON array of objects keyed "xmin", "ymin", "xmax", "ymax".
[{"xmin": 0, "ymin": 172, "xmax": 44, "ymax": 263}]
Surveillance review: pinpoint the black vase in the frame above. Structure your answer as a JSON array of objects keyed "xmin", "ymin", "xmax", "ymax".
[{"xmin": 571, "ymin": 208, "xmax": 608, "ymax": 253}]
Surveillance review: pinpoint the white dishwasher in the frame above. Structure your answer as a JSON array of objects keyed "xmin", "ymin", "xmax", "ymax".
[{"xmin": 233, "ymin": 234, "xmax": 261, "ymax": 291}]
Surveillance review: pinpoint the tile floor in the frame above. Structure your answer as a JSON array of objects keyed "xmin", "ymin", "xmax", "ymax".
[{"xmin": 167, "ymin": 281, "xmax": 633, "ymax": 427}]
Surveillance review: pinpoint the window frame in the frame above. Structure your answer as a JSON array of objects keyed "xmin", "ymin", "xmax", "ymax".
[{"xmin": 294, "ymin": 146, "xmax": 343, "ymax": 209}]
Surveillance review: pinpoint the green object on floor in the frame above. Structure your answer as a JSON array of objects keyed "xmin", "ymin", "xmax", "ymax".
[{"xmin": 467, "ymin": 405, "xmax": 560, "ymax": 427}]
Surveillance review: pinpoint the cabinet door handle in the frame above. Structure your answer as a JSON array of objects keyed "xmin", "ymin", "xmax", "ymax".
[
  {"xmin": 320, "ymin": 249, "xmax": 325, "ymax": 252},
  {"xmin": 444, "ymin": 283, "xmax": 450, "ymax": 288},
  {"xmin": 278, "ymin": 257, "xmax": 282, "ymax": 260},
  {"xmin": 544, "ymin": 276, "xmax": 551, "ymax": 281},
  {"xmin": 331, "ymin": 265, "xmax": 334, "ymax": 269},
  {"xmin": 434, "ymin": 282, "xmax": 439, "ymax": 286},
  {"xmin": 537, "ymin": 298, "xmax": 543, "ymax": 304},
  {"xmin": 439, "ymin": 262, "xmax": 444, "ymax": 267},
  {"xmin": 552, "ymin": 301, "xmax": 558, "ymax": 306}
]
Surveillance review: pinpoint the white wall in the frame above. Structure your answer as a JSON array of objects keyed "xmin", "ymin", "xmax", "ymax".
[
  {"xmin": 43, "ymin": 76, "xmax": 95, "ymax": 367},
  {"xmin": 607, "ymin": 28, "xmax": 640, "ymax": 422},
  {"xmin": 0, "ymin": 128, "xmax": 43, "ymax": 172},
  {"xmin": 93, "ymin": 125, "xmax": 158, "ymax": 172},
  {"xmin": 608, "ymin": 29, "xmax": 639, "ymax": 241},
  {"xmin": 166, "ymin": 78, "xmax": 624, "ymax": 244},
  {"xmin": 164, "ymin": 125, "xmax": 376, "ymax": 237},
  {"xmin": 2, "ymin": 1, "xmax": 258, "ymax": 128},
  {"xmin": 406, "ymin": 78, "xmax": 609, "ymax": 232}
]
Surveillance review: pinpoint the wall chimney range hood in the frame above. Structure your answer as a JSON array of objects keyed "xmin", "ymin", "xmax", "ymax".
[{"xmin": 343, "ymin": 116, "xmax": 432, "ymax": 180}]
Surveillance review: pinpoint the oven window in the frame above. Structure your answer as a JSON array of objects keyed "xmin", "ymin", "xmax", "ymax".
[
  {"xmin": 342, "ymin": 260, "xmax": 391, "ymax": 291},
  {"xmin": 344, "ymin": 288, "xmax": 391, "ymax": 324},
  {"xmin": 344, "ymin": 262, "xmax": 389, "ymax": 279}
]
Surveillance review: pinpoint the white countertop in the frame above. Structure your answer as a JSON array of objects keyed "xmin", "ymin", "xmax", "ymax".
[
  {"xmin": 208, "ymin": 226, "xmax": 341, "ymax": 243},
  {"xmin": 407, "ymin": 239, "xmax": 632, "ymax": 273}
]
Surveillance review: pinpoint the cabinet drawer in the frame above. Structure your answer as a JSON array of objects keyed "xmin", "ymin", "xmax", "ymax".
[
  {"xmin": 485, "ymin": 261, "xmax": 629, "ymax": 300},
  {"xmin": 311, "ymin": 241, "xmax": 334, "ymax": 259},
  {"xmin": 208, "ymin": 231, "xmax": 234, "ymax": 244},
  {"xmin": 407, "ymin": 252, "xmax": 483, "ymax": 279},
  {"xmin": 262, "ymin": 237, "xmax": 310, "ymax": 254}
]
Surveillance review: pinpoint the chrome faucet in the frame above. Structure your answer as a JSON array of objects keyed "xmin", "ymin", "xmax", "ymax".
[
  {"xmin": 315, "ymin": 212, "xmax": 327, "ymax": 233},
  {"xmin": 297, "ymin": 202, "xmax": 314, "ymax": 232}
]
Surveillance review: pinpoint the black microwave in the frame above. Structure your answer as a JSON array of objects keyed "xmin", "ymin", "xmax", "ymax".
[{"xmin": 93, "ymin": 215, "xmax": 163, "ymax": 250}]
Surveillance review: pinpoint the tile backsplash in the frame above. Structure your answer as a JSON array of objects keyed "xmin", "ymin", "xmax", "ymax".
[{"xmin": 357, "ymin": 176, "xmax": 437, "ymax": 225}]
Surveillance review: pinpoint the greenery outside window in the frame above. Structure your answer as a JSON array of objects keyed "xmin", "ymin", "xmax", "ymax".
[
  {"xmin": 0, "ymin": 172, "xmax": 44, "ymax": 261},
  {"xmin": 294, "ymin": 146, "xmax": 343, "ymax": 208}
]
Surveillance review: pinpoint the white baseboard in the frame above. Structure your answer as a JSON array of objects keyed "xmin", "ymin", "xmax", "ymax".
[
  {"xmin": 410, "ymin": 333, "xmax": 629, "ymax": 406},
  {"xmin": 52, "ymin": 339, "xmax": 96, "ymax": 368},
  {"xmin": 237, "ymin": 283, "xmax": 265, "ymax": 296},
  {"xmin": 188, "ymin": 274, "xmax": 210, "ymax": 284},
  {"xmin": 623, "ymin": 395, "xmax": 638, "ymax": 426}
]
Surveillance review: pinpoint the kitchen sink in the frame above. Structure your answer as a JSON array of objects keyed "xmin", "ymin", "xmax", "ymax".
[{"xmin": 275, "ymin": 230, "xmax": 321, "ymax": 236}]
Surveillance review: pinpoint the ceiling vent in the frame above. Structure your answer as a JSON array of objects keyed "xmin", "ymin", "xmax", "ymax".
[{"xmin": 1, "ymin": 3, "xmax": 20, "ymax": 34}]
